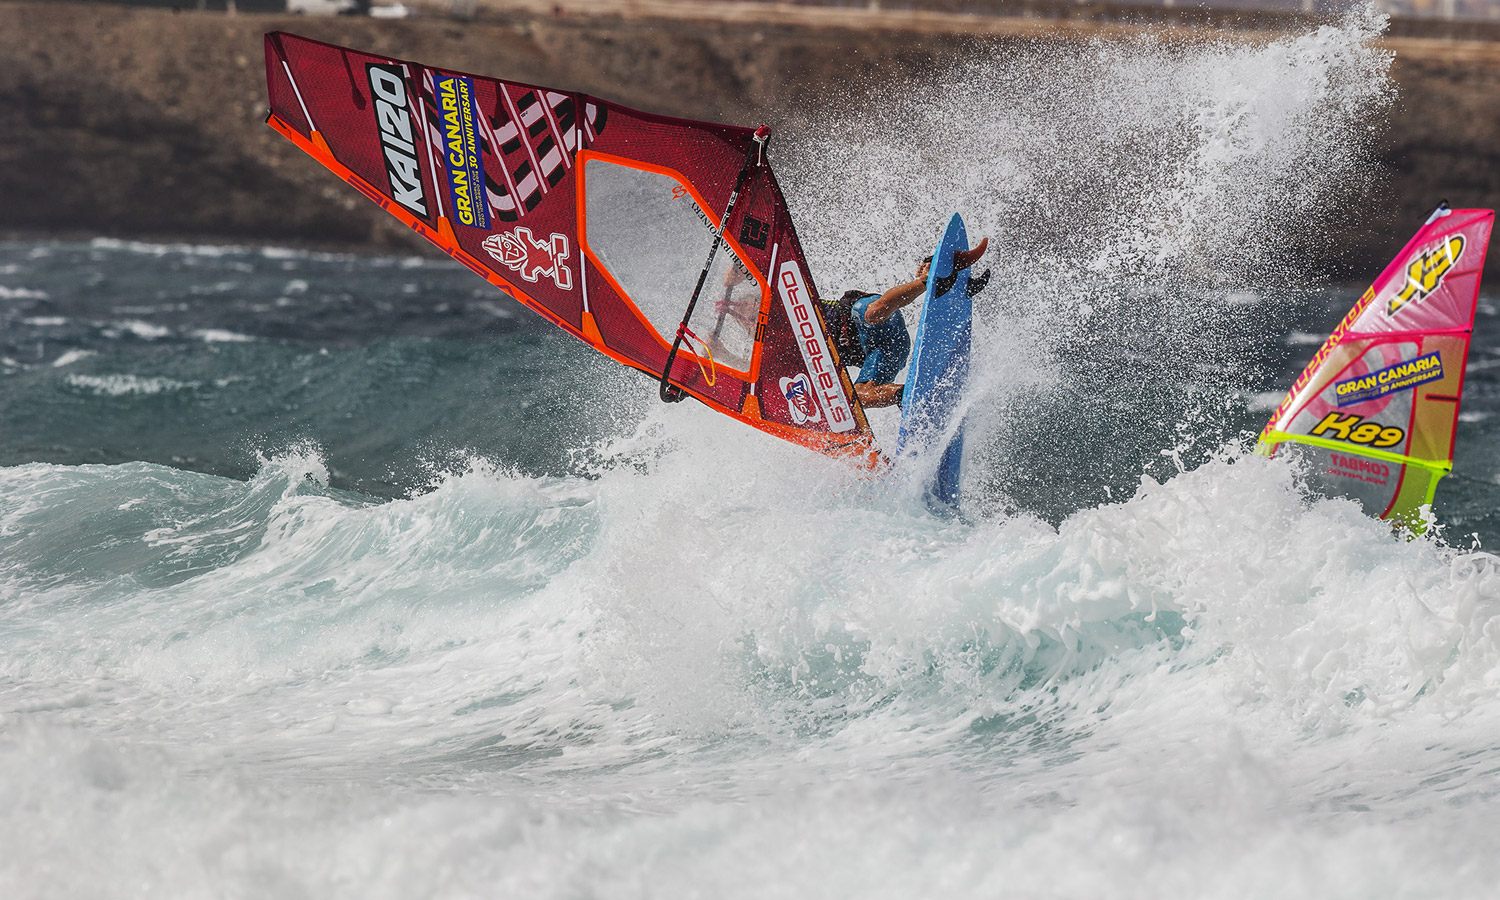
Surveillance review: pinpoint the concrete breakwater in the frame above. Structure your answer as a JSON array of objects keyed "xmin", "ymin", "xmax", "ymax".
[{"xmin": 2, "ymin": 1, "xmax": 1499, "ymax": 279}]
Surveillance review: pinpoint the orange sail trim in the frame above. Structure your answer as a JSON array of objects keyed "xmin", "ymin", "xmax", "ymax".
[{"xmin": 266, "ymin": 112, "xmax": 878, "ymax": 466}]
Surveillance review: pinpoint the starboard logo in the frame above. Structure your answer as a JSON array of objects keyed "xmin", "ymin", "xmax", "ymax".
[
  {"xmin": 779, "ymin": 374, "xmax": 821, "ymax": 425},
  {"xmin": 482, "ymin": 227, "xmax": 573, "ymax": 290},
  {"xmin": 1389, "ymin": 234, "xmax": 1464, "ymax": 317},
  {"xmin": 367, "ymin": 64, "xmax": 429, "ymax": 219},
  {"xmin": 775, "ymin": 260, "xmax": 854, "ymax": 433}
]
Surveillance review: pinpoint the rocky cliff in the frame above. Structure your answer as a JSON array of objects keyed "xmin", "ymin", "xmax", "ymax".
[{"xmin": 3, "ymin": 1, "xmax": 1499, "ymax": 278}]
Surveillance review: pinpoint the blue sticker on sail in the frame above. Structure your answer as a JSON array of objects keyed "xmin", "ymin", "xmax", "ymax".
[
  {"xmin": 435, "ymin": 74, "xmax": 489, "ymax": 230},
  {"xmin": 1334, "ymin": 351, "xmax": 1444, "ymax": 407}
]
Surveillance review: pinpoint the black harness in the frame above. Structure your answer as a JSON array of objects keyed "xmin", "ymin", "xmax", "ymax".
[{"xmin": 820, "ymin": 290, "xmax": 875, "ymax": 370}]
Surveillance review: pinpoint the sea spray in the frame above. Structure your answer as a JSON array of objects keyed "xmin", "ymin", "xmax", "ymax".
[{"xmin": 784, "ymin": 8, "xmax": 1396, "ymax": 518}]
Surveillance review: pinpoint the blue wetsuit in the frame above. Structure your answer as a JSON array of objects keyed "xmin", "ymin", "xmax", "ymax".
[{"xmin": 850, "ymin": 292, "xmax": 911, "ymax": 385}]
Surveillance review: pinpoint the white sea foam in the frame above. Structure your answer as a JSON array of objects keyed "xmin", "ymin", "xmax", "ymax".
[
  {"xmin": 89, "ymin": 237, "xmax": 245, "ymax": 257},
  {"xmin": 260, "ymin": 245, "xmax": 358, "ymax": 263},
  {"xmin": 63, "ymin": 374, "xmax": 197, "ymax": 396},
  {"xmin": 3, "ymin": 429, "xmax": 1500, "ymax": 897},
  {"xmin": 188, "ymin": 280, "xmax": 241, "ymax": 296},
  {"xmin": 0, "ymin": 286, "xmax": 49, "ymax": 299},
  {"xmin": 108, "ymin": 320, "xmax": 171, "ymax": 340},
  {"xmin": 191, "ymin": 328, "xmax": 256, "ymax": 343},
  {"xmin": 1286, "ymin": 330, "xmax": 1330, "ymax": 345},
  {"xmin": 784, "ymin": 8, "xmax": 1394, "ymax": 506},
  {"xmin": 50, "ymin": 349, "xmax": 96, "ymax": 368},
  {"xmin": 1244, "ymin": 390, "xmax": 1287, "ymax": 411}
]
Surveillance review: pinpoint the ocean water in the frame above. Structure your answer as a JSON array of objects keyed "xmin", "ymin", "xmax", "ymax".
[{"xmin": 7, "ymin": 11, "xmax": 1500, "ymax": 898}]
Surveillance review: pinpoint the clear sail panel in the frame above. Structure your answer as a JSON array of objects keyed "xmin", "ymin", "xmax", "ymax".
[{"xmin": 582, "ymin": 156, "xmax": 762, "ymax": 373}]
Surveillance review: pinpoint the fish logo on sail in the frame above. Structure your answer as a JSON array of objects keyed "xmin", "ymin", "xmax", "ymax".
[
  {"xmin": 779, "ymin": 374, "xmax": 821, "ymax": 425},
  {"xmin": 482, "ymin": 227, "xmax": 573, "ymax": 290},
  {"xmin": 1388, "ymin": 235, "xmax": 1464, "ymax": 317}
]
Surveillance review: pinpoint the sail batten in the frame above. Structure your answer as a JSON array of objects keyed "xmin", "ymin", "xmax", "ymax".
[{"xmin": 1259, "ymin": 205, "xmax": 1493, "ymax": 525}]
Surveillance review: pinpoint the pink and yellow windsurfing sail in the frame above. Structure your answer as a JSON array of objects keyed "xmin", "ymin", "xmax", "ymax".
[
  {"xmin": 263, "ymin": 32, "xmax": 876, "ymax": 463},
  {"xmin": 1259, "ymin": 205, "xmax": 1494, "ymax": 525}
]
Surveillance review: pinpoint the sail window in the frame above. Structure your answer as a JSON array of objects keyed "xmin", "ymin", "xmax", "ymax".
[{"xmin": 580, "ymin": 155, "xmax": 763, "ymax": 374}]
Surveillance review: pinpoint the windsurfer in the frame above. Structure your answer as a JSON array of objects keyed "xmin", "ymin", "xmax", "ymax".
[{"xmin": 822, "ymin": 240, "xmax": 988, "ymax": 408}]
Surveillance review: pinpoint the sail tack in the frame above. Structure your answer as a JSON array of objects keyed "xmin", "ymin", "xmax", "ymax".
[
  {"xmin": 264, "ymin": 32, "xmax": 875, "ymax": 461},
  {"xmin": 1259, "ymin": 206, "xmax": 1494, "ymax": 524}
]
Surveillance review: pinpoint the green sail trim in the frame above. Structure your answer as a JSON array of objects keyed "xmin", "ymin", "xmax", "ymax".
[{"xmin": 1259, "ymin": 429, "xmax": 1449, "ymax": 531}]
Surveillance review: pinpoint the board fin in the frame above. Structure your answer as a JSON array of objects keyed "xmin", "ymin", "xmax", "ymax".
[{"xmin": 966, "ymin": 269, "xmax": 991, "ymax": 298}]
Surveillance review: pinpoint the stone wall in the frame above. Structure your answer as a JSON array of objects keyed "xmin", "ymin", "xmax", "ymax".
[{"xmin": 3, "ymin": 1, "xmax": 1499, "ymax": 278}]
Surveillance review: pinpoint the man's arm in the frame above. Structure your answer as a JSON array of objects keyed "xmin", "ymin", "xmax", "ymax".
[
  {"xmin": 864, "ymin": 238, "xmax": 990, "ymax": 326},
  {"xmin": 862, "ymin": 272, "xmax": 926, "ymax": 326},
  {"xmin": 855, "ymin": 381, "xmax": 903, "ymax": 408}
]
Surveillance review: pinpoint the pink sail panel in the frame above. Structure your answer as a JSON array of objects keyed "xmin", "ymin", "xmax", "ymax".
[
  {"xmin": 264, "ymin": 32, "xmax": 875, "ymax": 462},
  {"xmin": 1260, "ymin": 207, "xmax": 1493, "ymax": 522},
  {"xmin": 1346, "ymin": 206, "xmax": 1490, "ymax": 337}
]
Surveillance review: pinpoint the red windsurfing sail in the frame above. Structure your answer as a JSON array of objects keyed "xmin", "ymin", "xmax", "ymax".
[
  {"xmin": 263, "ymin": 32, "xmax": 875, "ymax": 462},
  {"xmin": 1259, "ymin": 205, "xmax": 1493, "ymax": 525}
]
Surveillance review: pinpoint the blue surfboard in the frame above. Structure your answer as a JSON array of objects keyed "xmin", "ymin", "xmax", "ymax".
[{"xmin": 897, "ymin": 213, "xmax": 976, "ymax": 509}]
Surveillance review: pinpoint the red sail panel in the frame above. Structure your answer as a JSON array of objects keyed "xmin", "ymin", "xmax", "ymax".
[{"xmin": 263, "ymin": 32, "xmax": 876, "ymax": 463}]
